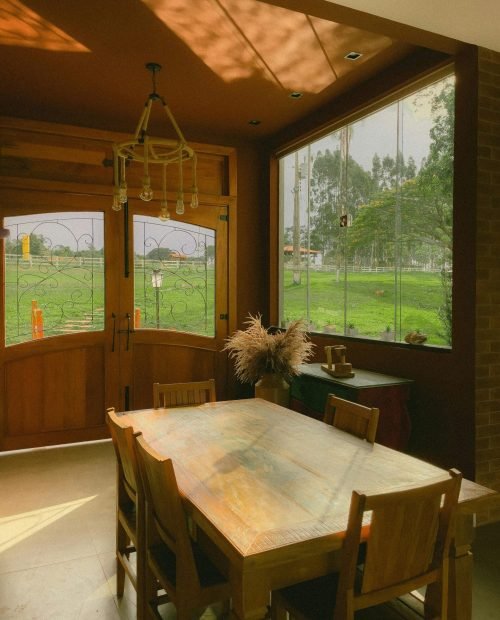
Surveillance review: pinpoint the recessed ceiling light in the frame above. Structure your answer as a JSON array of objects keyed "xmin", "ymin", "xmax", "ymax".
[
  {"xmin": 289, "ymin": 92, "xmax": 303, "ymax": 99},
  {"xmin": 248, "ymin": 119, "xmax": 261, "ymax": 126},
  {"xmin": 344, "ymin": 51, "xmax": 363, "ymax": 61}
]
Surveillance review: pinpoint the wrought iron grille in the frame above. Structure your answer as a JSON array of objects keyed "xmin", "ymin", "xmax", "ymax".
[
  {"xmin": 133, "ymin": 217, "xmax": 215, "ymax": 337},
  {"xmin": 4, "ymin": 213, "xmax": 105, "ymax": 346}
]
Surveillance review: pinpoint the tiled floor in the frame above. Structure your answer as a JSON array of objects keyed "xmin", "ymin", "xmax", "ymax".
[{"xmin": 0, "ymin": 440, "xmax": 498, "ymax": 619}]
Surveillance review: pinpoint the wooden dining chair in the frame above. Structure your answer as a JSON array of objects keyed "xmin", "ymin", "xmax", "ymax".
[
  {"xmin": 106, "ymin": 408, "xmax": 144, "ymax": 610},
  {"xmin": 271, "ymin": 468, "xmax": 462, "ymax": 620},
  {"xmin": 153, "ymin": 378, "xmax": 216, "ymax": 408},
  {"xmin": 134, "ymin": 433, "xmax": 232, "ymax": 620},
  {"xmin": 323, "ymin": 394, "xmax": 380, "ymax": 444}
]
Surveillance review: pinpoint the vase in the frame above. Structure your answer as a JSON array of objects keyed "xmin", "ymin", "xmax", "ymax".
[{"xmin": 254, "ymin": 372, "xmax": 290, "ymax": 408}]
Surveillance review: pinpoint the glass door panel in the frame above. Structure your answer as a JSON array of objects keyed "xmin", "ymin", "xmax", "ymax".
[
  {"xmin": 4, "ymin": 212, "xmax": 105, "ymax": 346},
  {"xmin": 133, "ymin": 216, "xmax": 215, "ymax": 336}
]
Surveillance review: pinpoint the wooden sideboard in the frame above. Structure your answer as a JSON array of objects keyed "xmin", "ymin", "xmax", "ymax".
[{"xmin": 290, "ymin": 363, "xmax": 413, "ymax": 450}]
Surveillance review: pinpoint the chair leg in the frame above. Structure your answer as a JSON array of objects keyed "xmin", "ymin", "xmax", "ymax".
[
  {"xmin": 116, "ymin": 524, "xmax": 128, "ymax": 596},
  {"xmin": 144, "ymin": 562, "xmax": 161, "ymax": 620},
  {"xmin": 116, "ymin": 556, "xmax": 125, "ymax": 597}
]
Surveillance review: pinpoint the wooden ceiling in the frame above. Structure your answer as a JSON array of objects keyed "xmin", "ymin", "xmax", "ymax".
[{"xmin": 0, "ymin": 0, "xmax": 460, "ymax": 145}]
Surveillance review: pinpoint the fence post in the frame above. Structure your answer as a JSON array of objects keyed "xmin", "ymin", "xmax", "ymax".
[
  {"xmin": 31, "ymin": 300, "xmax": 44, "ymax": 339},
  {"xmin": 31, "ymin": 300, "xmax": 38, "ymax": 339},
  {"xmin": 35, "ymin": 309, "xmax": 44, "ymax": 338}
]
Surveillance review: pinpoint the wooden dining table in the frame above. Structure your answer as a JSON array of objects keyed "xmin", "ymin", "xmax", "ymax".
[{"xmin": 120, "ymin": 398, "xmax": 497, "ymax": 620}]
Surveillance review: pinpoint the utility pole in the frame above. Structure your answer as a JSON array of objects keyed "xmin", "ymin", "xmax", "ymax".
[{"xmin": 292, "ymin": 151, "xmax": 302, "ymax": 285}]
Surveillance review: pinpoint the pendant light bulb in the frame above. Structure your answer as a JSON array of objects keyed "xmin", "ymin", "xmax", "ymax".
[
  {"xmin": 159, "ymin": 201, "xmax": 170, "ymax": 221},
  {"xmin": 176, "ymin": 193, "xmax": 185, "ymax": 215},
  {"xmin": 119, "ymin": 181, "xmax": 128, "ymax": 204},
  {"xmin": 140, "ymin": 177, "xmax": 153, "ymax": 201}
]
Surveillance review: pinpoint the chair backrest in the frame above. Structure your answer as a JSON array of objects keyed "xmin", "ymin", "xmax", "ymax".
[
  {"xmin": 334, "ymin": 468, "xmax": 462, "ymax": 619},
  {"xmin": 134, "ymin": 433, "xmax": 201, "ymax": 592},
  {"xmin": 107, "ymin": 407, "xmax": 140, "ymax": 503},
  {"xmin": 153, "ymin": 379, "xmax": 216, "ymax": 409},
  {"xmin": 323, "ymin": 394, "xmax": 379, "ymax": 443}
]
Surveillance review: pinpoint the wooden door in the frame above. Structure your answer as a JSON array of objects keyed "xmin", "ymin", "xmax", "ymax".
[
  {"xmin": 0, "ymin": 193, "xmax": 120, "ymax": 450},
  {"xmin": 112, "ymin": 198, "xmax": 229, "ymax": 411},
  {"xmin": 0, "ymin": 193, "xmax": 229, "ymax": 449}
]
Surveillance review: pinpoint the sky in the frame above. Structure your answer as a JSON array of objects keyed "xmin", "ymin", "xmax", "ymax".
[
  {"xmin": 282, "ymin": 75, "xmax": 452, "ymax": 228},
  {"xmin": 4, "ymin": 212, "xmax": 214, "ymax": 257}
]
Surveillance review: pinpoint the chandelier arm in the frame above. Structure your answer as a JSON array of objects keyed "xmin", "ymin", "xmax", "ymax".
[
  {"xmin": 192, "ymin": 152, "xmax": 198, "ymax": 190},
  {"xmin": 179, "ymin": 153, "xmax": 183, "ymax": 195},
  {"xmin": 113, "ymin": 144, "xmax": 119, "ymax": 191},
  {"xmin": 143, "ymin": 135, "xmax": 149, "ymax": 175},
  {"xmin": 134, "ymin": 98, "xmax": 153, "ymax": 140},
  {"xmin": 149, "ymin": 141, "xmax": 184, "ymax": 162},
  {"xmin": 162, "ymin": 102, "xmax": 188, "ymax": 144},
  {"xmin": 162, "ymin": 163, "xmax": 167, "ymax": 202}
]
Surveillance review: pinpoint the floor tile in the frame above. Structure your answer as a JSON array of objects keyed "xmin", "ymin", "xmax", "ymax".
[
  {"xmin": 1, "ymin": 439, "xmax": 499, "ymax": 619},
  {"xmin": 0, "ymin": 555, "xmax": 112, "ymax": 620}
]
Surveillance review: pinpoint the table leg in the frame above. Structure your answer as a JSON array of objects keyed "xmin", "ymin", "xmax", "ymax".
[
  {"xmin": 448, "ymin": 513, "xmax": 474, "ymax": 620},
  {"xmin": 230, "ymin": 569, "xmax": 270, "ymax": 620},
  {"xmin": 425, "ymin": 513, "xmax": 474, "ymax": 620}
]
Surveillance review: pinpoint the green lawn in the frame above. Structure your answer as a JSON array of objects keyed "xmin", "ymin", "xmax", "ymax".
[
  {"xmin": 5, "ymin": 260, "xmax": 448, "ymax": 347},
  {"xmin": 283, "ymin": 269, "xmax": 449, "ymax": 346},
  {"xmin": 4, "ymin": 259, "xmax": 215, "ymax": 345},
  {"xmin": 5, "ymin": 260, "xmax": 106, "ymax": 345}
]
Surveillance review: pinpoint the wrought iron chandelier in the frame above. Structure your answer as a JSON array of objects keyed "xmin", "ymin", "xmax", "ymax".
[{"xmin": 112, "ymin": 62, "xmax": 198, "ymax": 221}]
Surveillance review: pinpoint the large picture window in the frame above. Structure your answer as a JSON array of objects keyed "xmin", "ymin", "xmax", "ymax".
[{"xmin": 279, "ymin": 74, "xmax": 454, "ymax": 347}]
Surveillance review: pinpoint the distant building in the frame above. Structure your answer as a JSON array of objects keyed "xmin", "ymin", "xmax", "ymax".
[{"xmin": 283, "ymin": 245, "xmax": 322, "ymax": 266}]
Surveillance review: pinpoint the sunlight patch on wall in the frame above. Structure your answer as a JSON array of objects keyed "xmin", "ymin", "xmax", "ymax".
[
  {"xmin": 143, "ymin": 0, "xmax": 391, "ymax": 94},
  {"xmin": 0, "ymin": 0, "xmax": 89, "ymax": 51}
]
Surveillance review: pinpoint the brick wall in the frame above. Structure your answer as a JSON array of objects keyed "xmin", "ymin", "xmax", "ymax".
[{"xmin": 475, "ymin": 48, "xmax": 500, "ymax": 523}]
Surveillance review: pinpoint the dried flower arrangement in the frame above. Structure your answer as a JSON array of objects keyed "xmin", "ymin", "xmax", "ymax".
[{"xmin": 223, "ymin": 314, "xmax": 314, "ymax": 384}]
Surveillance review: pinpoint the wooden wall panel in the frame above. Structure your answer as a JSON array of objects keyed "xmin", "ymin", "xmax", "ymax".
[
  {"xmin": 0, "ymin": 120, "xmax": 232, "ymax": 197},
  {"xmin": 5, "ymin": 355, "xmax": 43, "ymax": 437},
  {"xmin": 131, "ymin": 343, "xmax": 217, "ymax": 409},
  {"xmin": 4, "ymin": 345, "xmax": 105, "ymax": 443}
]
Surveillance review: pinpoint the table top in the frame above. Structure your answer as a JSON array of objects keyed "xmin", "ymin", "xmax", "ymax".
[
  {"xmin": 121, "ymin": 399, "xmax": 495, "ymax": 563},
  {"xmin": 297, "ymin": 363, "xmax": 413, "ymax": 388}
]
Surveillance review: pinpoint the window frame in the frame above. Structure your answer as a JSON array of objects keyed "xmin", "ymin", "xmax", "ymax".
[{"xmin": 270, "ymin": 62, "xmax": 456, "ymax": 350}]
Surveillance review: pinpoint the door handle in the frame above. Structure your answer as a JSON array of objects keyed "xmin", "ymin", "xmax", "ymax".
[{"xmin": 117, "ymin": 313, "xmax": 133, "ymax": 351}]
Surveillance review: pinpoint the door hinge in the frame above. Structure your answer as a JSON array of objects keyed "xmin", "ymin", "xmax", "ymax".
[
  {"xmin": 219, "ymin": 313, "xmax": 229, "ymax": 320},
  {"xmin": 219, "ymin": 214, "xmax": 228, "ymax": 221}
]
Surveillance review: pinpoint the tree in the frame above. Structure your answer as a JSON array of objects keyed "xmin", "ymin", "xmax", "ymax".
[
  {"xmin": 308, "ymin": 147, "xmax": 374, "ymax": 265},
  {"xmin": 417, "ymin": 78, "xmax": 455, "ymax": 343},
  {"xmin": 349, "ymin": 77, "xmax": 455, "ymax": 341},
  {"xmin": 5, "ymin": 233, "xmax": 47, "ymax": 255},
  {"xmin": 146, "ymin": 247, "xmax": 173, "ymax": 260},
  {"xmin": 371, "ymin": 152, "xmax": 417, "ymax": 192}
]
